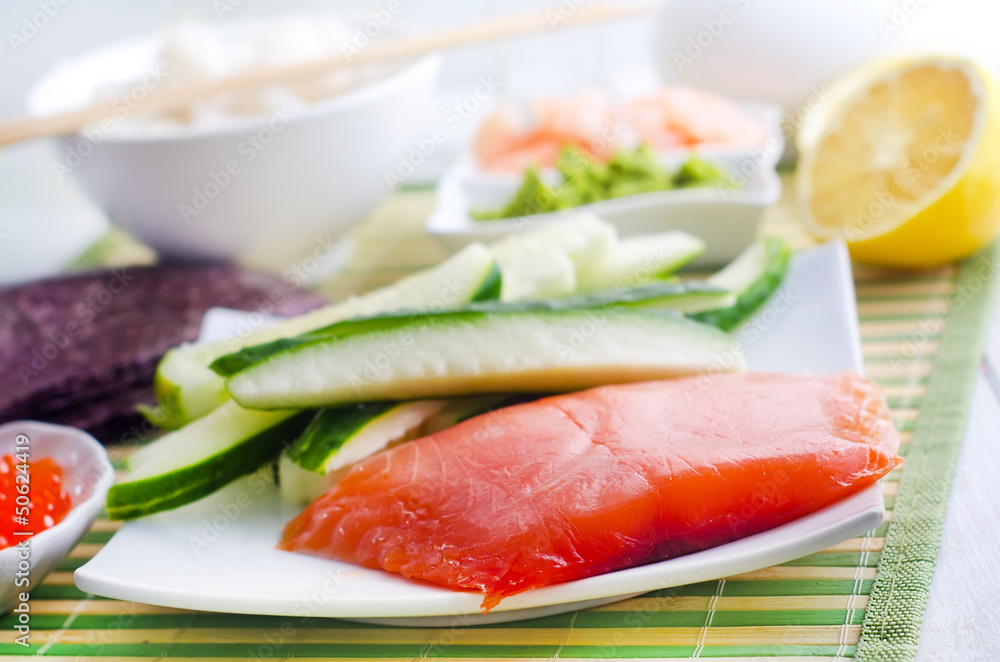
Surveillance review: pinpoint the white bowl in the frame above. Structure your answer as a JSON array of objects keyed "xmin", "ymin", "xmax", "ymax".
[
  {"xmin": 28, "ymin": 35, "xmax": 441, "ymax": 270},
  {"xmin": 425, "ymin": 102, "xmax": 783, "ymax": 267},
  {"xmin": 0, "ymin": 421, "xmax": 113, "ymax": 614}
]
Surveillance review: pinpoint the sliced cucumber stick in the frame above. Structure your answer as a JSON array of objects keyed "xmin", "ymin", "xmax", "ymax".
[
  {"xmin": 421, "ymin": 394, "xmax": 516, "ymax": 434},
  {"xmin": 108, "ymin": 402, "xmax": 313, "ymax": 519},
  {"xmin": 493, "ymin": 242, "xmax": 577, "ymax": 302},
  {"xmin": 153, "ymin": 242, "xmax": 500, "ymax": 426},
  {"xmin": 594, "ymin": 280, "xmax": 734, "ymax": 314},
  {"xmin": 154, "ymin": 342, "xmax": 235, "ymax": 429},
  {"xmin": 212, "ymin": 279, "xmax": 732, "ymax": 377},
  {"xmin": 279, "ymin": 397, "xmax": 502, "ymax": 505},
  {"xmin": 226, "ymin": 309, "xmax": 743, "ymax": 410},
  {"xmin": 290, "ymin": 400, "xmax": 448, "ymax": 474},
  {"xmin": 692, "ymin": 237, "xmax": 791, "ymax": 332},
  {"xmin": 576, "ymin": 231, "xmax": 706, "ymax": 292},
  {"xmin": 279, "ymin": 452, "xmax": 341, "ymax": 506},
  {"xmin": 491, "ymin": 212, "xmax": 618, "ymax": 272},
  {"xmin": 490, "ymin": 212, "xmax": 617, "ymax": 301}
]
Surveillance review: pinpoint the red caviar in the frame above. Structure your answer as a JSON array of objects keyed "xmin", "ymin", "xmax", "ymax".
[{"xmin": 0, "ymin": 455, "xmax": 72, "ymax": 549}]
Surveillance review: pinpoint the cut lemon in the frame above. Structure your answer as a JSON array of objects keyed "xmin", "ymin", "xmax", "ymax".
[{"xmin": 797, "ymin": 56, "xmax": 1000, "ymax": 268}]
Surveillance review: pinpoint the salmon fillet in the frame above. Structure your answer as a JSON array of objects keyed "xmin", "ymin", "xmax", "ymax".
[{"xmin": 280, "ymin": 372, "xmax": 900, "ymax": 611}]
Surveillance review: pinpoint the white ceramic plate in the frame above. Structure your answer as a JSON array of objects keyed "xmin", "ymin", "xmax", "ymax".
[
  {"xmin": 0, "ymin": 422, "xmax": 114, "ymax": 612},
  {"xmin": 425, "ymin": 102, "xmax": 784, "ymax": 267},
  {"xmin": 76, "ymin": 241, "xmax": 881, "ymax": 626}
]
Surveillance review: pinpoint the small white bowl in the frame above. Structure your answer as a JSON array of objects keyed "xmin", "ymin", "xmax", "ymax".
[
  {"xmin": 28, "ymin": 34, "xmax": 441, "ymax": 270},
  {"xmin": 425, "ymin": 102, "xmax": 783, "ymax": 267},
  {"xmin": 0, "ymin": 421, "xmax": 113, "ymax": 613}
]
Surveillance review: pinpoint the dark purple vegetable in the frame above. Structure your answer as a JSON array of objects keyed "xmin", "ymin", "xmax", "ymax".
[{"xmin": 0, "ymin": 265, "xmax": 325, "ymax": 438}]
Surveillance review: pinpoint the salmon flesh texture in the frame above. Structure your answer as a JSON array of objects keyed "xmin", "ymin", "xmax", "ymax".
[{"xmin": 280, "ymin": 372, "xmax": 901, "ymax": 611}]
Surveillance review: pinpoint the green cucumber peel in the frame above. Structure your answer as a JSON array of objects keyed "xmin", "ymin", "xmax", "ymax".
[
  {"xmin": 210, "ymin": 279, "xmax": 730, "ymax": 378},
  {"xmin": 691, "ymin": 237, "xmax": 792, "ymax": 332},
  {"xmin": 289, "ymin": 402, "xmax": 399, "ymax": 474},
  {"xmin": 106, "ymin": 410, "xmax": 314, "ymax": 520}
]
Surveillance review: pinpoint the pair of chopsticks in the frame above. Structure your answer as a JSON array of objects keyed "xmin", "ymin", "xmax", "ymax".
[{"xmin": 0, "ymin": 2, "xmax": 659, "ymax": 147}]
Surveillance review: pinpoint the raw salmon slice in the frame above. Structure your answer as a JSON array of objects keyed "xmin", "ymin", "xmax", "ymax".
[
  {"xmin": 280, "ymin": 373, "xmax": 900, "ymax": 611},
  {"xmin": 473, "ymin": 87, "xmax": 767, "ymax": 171}
]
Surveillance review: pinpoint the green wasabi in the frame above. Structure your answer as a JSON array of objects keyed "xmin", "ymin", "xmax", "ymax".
[{"xmin": 473, "ymin": 145, "xmax": 731, "ymax": 221}]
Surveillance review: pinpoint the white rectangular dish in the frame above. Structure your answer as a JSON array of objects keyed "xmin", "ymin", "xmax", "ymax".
[
  {"xmin": 425, "ymin": 102, "xmax": 785, "ymax": 266},
  {"xmin": 74, "ymin": 241, "xmax": 881, "ymax": 627}
]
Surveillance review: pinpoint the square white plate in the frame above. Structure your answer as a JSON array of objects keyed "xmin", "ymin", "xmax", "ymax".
[
  {"xmin": 75, "ymin": 241, "xmax": 882, "ymax": 626},
  {"xmin": 425, "ymin": 102, "xmax": 784, "ymax": 267}
]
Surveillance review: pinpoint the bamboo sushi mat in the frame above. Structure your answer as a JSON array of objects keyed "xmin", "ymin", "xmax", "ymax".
[{"xmin": 4, "ymin": 174, "xmax": 998, "ymax": 660}]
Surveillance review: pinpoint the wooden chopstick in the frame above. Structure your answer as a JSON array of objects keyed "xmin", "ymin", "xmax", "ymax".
[{"xmin": 0, "ymin": 2, "xmax": 659, "ymax": 147}]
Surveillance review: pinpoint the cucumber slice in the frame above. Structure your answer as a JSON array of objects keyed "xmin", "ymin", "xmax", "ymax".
[
  {"xmin": 278, "ymin": 399, "xmax": 448, "ymax": 505},
  {"xmin": 211, "ymin": 279, "xmax": 733, "ymax": 377},
  {"xmin": 493, "ymin": 242, "xmax": 576, "ymax": 302},
  {"xmin": 468, "ymin": 261, "xmax": 502, "ymax": 302},
  {"xmin": 279, "ymin": 396, "xmax": 513, "ymax": 506},
  {"xmin": 135, "ymin": 402, "xmax": 190, "ymax": 432},
  {"xmin": 691, "ymin": 237, "xmax": 791, "ymax": 332},
  {"xmin": 153, "ymin": 343, "xmax": 235, "ymax": 429},
  {"xmin": 279, "ymin": 452, "xmax": 340, "ymax": 506},
  {"xmin": 594, "ymin": 280, "xmax": 734, "ymax": 314},
  {"xmin": 492, "ymin": 212, "xmax": 618, "ymax": 271},
  {"xmin": 226, "ymin": 309, "xmax": 743, "ymax": 410},
  {"xmin": 576, "ymin": 231, "xmax": 706, "ymax": 292},
  {"xmin": 490, "ymin": 212, "xmax": 617, "ymax": 301},
  {"xmin": 152, "ymin": 242, "xmax": 500, "ymax": 427},
  {"xmin": 290, "ymin": 400, "xmax": 448, "ymax": 474},
  {"xmin": 107, "ymin": 402, "xmax": 313, "ymax": 519},
  {"xmin": 421, "ymin": 394, "xmax": 515, "ymax": 434}
]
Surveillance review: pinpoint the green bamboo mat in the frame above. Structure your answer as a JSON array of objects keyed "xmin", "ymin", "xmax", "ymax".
[{"xmin": 2, "ymin": 176, "xmax": 997, "ymax": 660}]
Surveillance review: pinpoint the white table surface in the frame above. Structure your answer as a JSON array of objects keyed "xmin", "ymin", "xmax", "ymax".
[{"xmin": 916, "ymin": 300, "xmax": 1000, "ymax": 661}]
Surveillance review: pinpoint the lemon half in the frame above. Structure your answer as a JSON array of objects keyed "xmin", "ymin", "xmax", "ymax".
[{"xmin": 797, "ymin": 56, "xmax": 1000, "ymax": 268}]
